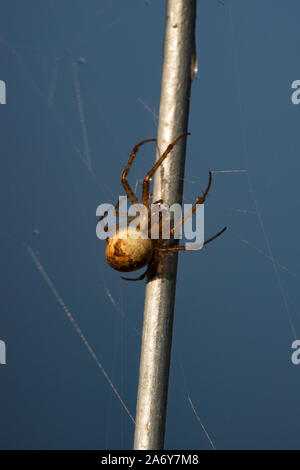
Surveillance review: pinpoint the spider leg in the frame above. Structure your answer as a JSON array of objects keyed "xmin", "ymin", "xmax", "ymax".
[
  {"xmin": 169, "ymin": 171, "xmax": 212, "ymax": 237},
  {"xmin": 98, "ymin": 195, "xmax": 136, "ymax": 234},
  {"xmin": 142, "ymin": 132, "xmax": 190, "ymax": 210},
  {"xmin": 157, "ymin": 226, "xmax": 227, "ymax": 252},
  {"xmin": 147, "ymin": 198, "xmax": 164, "ymax": 238},
  {"xmin": 122, "ymin": 138, "xmax": 156, "ymax": 205},
  {"xmin": 98, "ymin": 210, "xmax": 135, "ymax": 223}
]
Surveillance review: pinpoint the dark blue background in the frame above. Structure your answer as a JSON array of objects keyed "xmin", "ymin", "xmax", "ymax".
[{"xmin": 0, "ymin": 0, "xmax": 300, "ymax": 450}]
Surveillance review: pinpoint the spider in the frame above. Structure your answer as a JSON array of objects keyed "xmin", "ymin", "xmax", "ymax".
[{"xmin": 102, "ymin": 133, "xmax": 226, "ymax": 281}]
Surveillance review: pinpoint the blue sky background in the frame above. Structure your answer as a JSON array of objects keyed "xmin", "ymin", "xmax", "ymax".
[{"xmin": 1, "ymin": 0, "xmax": 300, "ymax": 450}]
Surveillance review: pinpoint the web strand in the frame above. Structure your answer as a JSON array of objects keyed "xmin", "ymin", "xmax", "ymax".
[
  {"xmin": 228, "ymin": 4, "xmax": 297, "ymax": 339},
  {"xmin": 27, "ymin": 245, "xmax": 135, "ymax": 425},
  {"xmin": 72, "ymin": 61, "xmax": 93, "ymax": 173}
]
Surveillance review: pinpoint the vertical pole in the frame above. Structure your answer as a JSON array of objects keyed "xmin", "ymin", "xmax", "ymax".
[{"xmin": 134, "ymin": 0, "xmax": 197, "ymax": 450}]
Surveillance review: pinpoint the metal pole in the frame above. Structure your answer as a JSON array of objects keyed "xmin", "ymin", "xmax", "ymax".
[{"xmin": 134, "ymin": 0, "xmax": 197, "ymax": 450}]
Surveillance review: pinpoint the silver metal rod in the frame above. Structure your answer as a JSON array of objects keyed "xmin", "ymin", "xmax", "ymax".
[{"xmin": 134, "ymin": 0, "xmax": 197, "ymax": 450}]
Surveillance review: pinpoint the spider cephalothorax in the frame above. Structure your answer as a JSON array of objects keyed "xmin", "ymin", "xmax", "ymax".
[{"xmin": 101, "ymin": 133, "xmax": 226, "ymax": 281}]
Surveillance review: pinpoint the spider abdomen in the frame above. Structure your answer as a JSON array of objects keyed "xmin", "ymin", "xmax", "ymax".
[{"xmin": 105, "ymin": 228, "xmax": 153, "ymax": 272}]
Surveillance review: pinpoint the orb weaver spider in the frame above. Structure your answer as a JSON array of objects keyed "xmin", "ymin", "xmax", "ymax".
[{"xmin": 102, "ymin": 133, "xmax": 226, "ymax": 281}]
